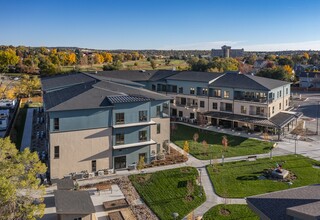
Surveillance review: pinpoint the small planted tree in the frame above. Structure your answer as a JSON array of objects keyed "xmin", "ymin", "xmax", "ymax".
[
  {"xmin": 222, "ymin": 135, "xmax": 228, "ymax": 152},
  {"xmin": 186, "ymin": 180, "xmax": 194, "ymax": 201},
  {"xmin": 183, "ymin": 141, "xmax": 190, "ymax": 157},
  {"xmin": 193, "ymin": 133, "xmax": 199, "ymax": 143},
  {"xmin": 202, "ymin": 140, "xmax": 208, "ymax": 156},
  {"xmin": 137, "ymin": 156, "xmax": 145, "ymax": 172}
]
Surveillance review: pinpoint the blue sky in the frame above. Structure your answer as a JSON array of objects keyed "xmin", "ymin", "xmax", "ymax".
[{"xmin": 1, "ymin": 0, "xmax": 320, "ymax": 51}]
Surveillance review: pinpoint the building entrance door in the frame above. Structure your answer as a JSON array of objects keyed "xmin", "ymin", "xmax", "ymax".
[{"xmin": 114, "ymin": 156, "xmax": 126, "ymax": 169}]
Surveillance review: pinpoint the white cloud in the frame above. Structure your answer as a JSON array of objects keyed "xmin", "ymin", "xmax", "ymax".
[
  {"xmin": 243, "ymin": 41, "xmax": 320, "ymax": 51},
  {"xmin": 160, "ymin": 40, "xmax": 320, "ymax": 51},
  {"xmin": 160, "ymin": 41, "xmax": 244, "ymax": 50}
]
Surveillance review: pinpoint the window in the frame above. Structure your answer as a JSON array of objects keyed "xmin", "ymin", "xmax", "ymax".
[
  {"xmin": 179, "ymin": 87, "xmax": 183, "ymax": 93},
  {"xmin": 272, "ymin": 106, "xmax": 275, "ymax": 114},
  {"xmin": 116, "ymin": 133, "xmax": 124, "ymax": 145},
  {"xmin": 139, "ymin": 130, "xmax": 147, "ymax": 142},
  {"xmin": 53, "ymin": 118, "xmax": 59, "ymax": 130},
  {"xmin": 190, "ymin": 88, "xmax": 195, "ymax": 95},
  {"xmin": 92, "ymin": 160, "xmax": 96, "ymax": 172},
  {"xmin": 152, "ymin": 84, "xmax": 156, "ymax": 91},
  {"xmin": 286, "ymin": 99, "xmax": 288, "ymax": 106},
  {"xmin": 212, "ymin": 102, "xmax": 218, "ymax": 110},
  {"xmin": 200, "ymin": 101, "xmax": 205, "ymax": 108},
  {"xmin": 54, "ymin": 146, "xmax": 59, "ymax": 159},
  {"xmin": 172, "ymin": 85, "xmax": 177, "ymax": 93},
  {"xmin": 241, "ymin": 106, "xmax": 247, "ymax": 114},
  {"xmin": 139, "ymin": 110, "xmax": 148, "ymax": 122},
  {"xmin": 190, "ymin": 113, "xmax": 195, "ymax": 119},
  {"xmin": 157, "ymin": 123, "xmax": 161, "ymax": 134},
  {"xmin": 74, "ymin": 218, "xmax": 82, "ymax": 220},
  {"xmin": 202, "ymin": 88, "xmax": 208, "ymax": 95},
  {"xmin": 225, "ymin": 103, "xmax": 232, "ymax": 112},
  {"xmin": 286, "ymin": 88, "xmax": 288, "ymax": 95},
  {"xmin": 223, "ymin": 91, "xmax": 230, "ymax": 98},
  {"xmin": 256, "ymin": 107, "xmax": 264, "ymax": 115},
  {"xmin": 156, "ymin": 106, "xmax": 161, "ymax": 117},
  {"xmin": 279, "ymin": 103, "xmax": 281, "ymax": 110},
  {"xmin": 178, "ymin": 111, "xmax": 183, "ymax": 117},
  {"xmin": 280, "ymin": 90, "xmax": 282, "ymax": 97},
  {"xmin": 115, "ymin": 113, "xmax": 125, "ymax": 124},
  {"xmin": 180, "ymin": 98, "xmax": 186, "ymax": 105},
  {"xmin": 157, "ymin": 144, "xmax": 161, "ymax": 153},
  {"xmin": 214, "ymin": 89, "xmax": 221, "ymax": 97}
]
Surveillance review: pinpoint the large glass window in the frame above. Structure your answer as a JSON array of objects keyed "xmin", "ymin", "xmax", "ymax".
[
  {"xmin": 179, "ymin": 87, "xmax": 183, "ymax": 93},
  {"xmin": 116, "ymin": 133, "xmax": 124, "ymax": 145},
  {"xmin": 115, "ymin": 113, "xmax": 125, "ymax": 124},
  {"xmin": 241, "ymin": 106, "xmax": 247, "ymax": 114},
  {"xmin": 190, "ymin": 88, "xmax": 195, "ymax": 95},
  {"xmin": 156, "ymin": 106, "xmax": 161, "ymax": 117},
  {"xmin": 225, "ymin": 103, "xmax": 232, "ymax": 112},
  {"xmin": 224, "ymin": 91, "xmax": 230, "ymax": 98},
  {"xmin": 139, "ymin": 130, "xmax": 147, "ymax": 142},
  {"xmin": 212, "ymin": 102, "xmax": 218, "ymax": 110},
  {"xmin": 139, "ymin": 110, "xmax": 148, "ymax": 122},
  {"xmin": 202, "ymin": 88, "xmax": 208, "ymax": 95},
  {"xmin": 200, "ymin": 101, "xmax": 205, "ymax": 108},
  {"xmin": 214, "ymin": 89, "xmax": 221, "ymax": 97}
]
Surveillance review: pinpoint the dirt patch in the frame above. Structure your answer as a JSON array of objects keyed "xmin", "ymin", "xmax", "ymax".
[
  {"xmin": 185, "ymin": 195, "xmax": 194, "ymax": 202},
  {"xmin": 219, "ymin": 207, "xmax": 231, "ymax": 216}
]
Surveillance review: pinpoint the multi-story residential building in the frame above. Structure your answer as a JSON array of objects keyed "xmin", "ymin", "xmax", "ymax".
[
  {"xmin": 211, "ymin": 45, "xmax": 244, "ymax": 58},
  {"xmin": 93, "ymin": 70, "xmax": 301, "ymax": 138},
  {"xmin": 41, "ymin": 73, "xmax": 170, "ymax": 179}
]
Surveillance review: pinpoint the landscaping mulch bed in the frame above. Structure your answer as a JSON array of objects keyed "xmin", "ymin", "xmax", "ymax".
[{"xmin": 80, "ymin": 177, "xmax": 158, "ymax": 220}]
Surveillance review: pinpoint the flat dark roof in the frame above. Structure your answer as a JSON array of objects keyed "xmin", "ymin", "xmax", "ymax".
[
  {"xmin": 247, "ymin": 185, "xmax": 320, "ymax": 220},
  {"xmin": 54, "ymin": 190, "xmax": 95, "ymax": 214},
  {"xmin": 56, "ymin": 178, "xmax": 74, "ymax": 190}
]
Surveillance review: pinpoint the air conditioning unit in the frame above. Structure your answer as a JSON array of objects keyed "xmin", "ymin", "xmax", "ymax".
[
  {"xmin": 98, "ymin": 170, "xmax": 104, "ymax": 176},
  {"xmin": 88, "ymin": 172, "xmax": 95, "ymax": 178}
]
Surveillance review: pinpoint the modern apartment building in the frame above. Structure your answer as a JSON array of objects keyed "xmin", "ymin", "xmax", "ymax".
[
  {"xmin": 93, "ymin": 70, "xmax": 301, "ymax": 138},
  {"xmin": 41, "ymin": 73, "xmax": 170, "ymax": 179}
]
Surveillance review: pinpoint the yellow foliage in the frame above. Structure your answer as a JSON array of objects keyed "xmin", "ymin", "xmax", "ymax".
[
  {"xmin": 104, "ymin": 53, "xmax": 113, "ymax": 63},
  {"xmin": 303, "ymin": 52, "xmax": 310, "ymax": 60},
  {"xmin": 283, "ymin": 65, "xmax": 293, "ymax": 75},
  {"xmin": 183, "ymin": 141, "xmax": 190, "ymax": 155},
  {"xmin": 67, "ymin": 53, "xmax": 76, "ymax": 65},
  {"xmin": 94, "ymin": 53, "xmax": 104, "ymax": 64}
]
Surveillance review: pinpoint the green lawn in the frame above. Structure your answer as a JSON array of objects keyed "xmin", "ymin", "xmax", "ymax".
[
  {"xmin": 203, "ymin": 204, "xmax": 259, "ymax": 220},
  {"xmin": 129, "ymin": 167, "xmax": 205, "ymax": 220},
  {"xmin": 207, "ymin": 155, "xmax": 320, "ymax": 198},
  {"xmin": 171, "ymin": 124, "xmax": 272, "ymax": 160}
]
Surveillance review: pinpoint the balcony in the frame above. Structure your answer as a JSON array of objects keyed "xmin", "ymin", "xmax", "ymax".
[
  {"xmin": 113, "ymin": 139, "xmax": 156, "ymax": 150},
  {"xmin": 112, "ymin": 120, "xmax": 156, "ymax": 128},
  {"xmin": 234, "ymin": 96, "xmax": 267, "ymax": 103},
  {"xmin": 249, "ymin": 111, "xmax": 267, "ymax": 117},
  {"xmin": 175, "ymin": 102, "xmax": 198, "ymax": 108}
]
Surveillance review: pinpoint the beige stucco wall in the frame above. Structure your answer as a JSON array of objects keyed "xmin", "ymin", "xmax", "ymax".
[
  {"xmin": 50, "ymin": 128, "xmax": 112, "ymax": 179},
  {"xmin": 150, "ymin": 117, "xmax": 170, "ymax": 154},
  {"xmin": 268, "ymin": 95, "xmax": 290, "ymax": 118}
]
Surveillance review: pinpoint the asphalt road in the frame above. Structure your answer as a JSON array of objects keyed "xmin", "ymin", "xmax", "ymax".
[{"xmin": 292, "ymin": 92, "xmax": 320, "ymax": 141}]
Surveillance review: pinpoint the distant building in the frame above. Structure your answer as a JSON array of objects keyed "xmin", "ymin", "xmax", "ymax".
[
  {"xmin": 211, "ymin": 45, "xmax": 244, "ymax": 58},
  {"xmin": 299, "ymin": 71, "xmax": 320, "ymax": 88}
]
